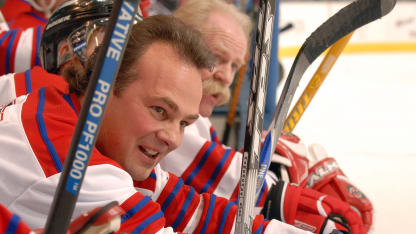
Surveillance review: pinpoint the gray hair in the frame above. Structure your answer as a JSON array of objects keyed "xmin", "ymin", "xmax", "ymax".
[{"xmin": 174, "ymin": 0, "xmax": 252, "ymax": 41}]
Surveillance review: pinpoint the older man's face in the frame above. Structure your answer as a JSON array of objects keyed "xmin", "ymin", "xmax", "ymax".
[{"xmin": 199, "ymin": 10, "xmax": 247, "ymax": 117}]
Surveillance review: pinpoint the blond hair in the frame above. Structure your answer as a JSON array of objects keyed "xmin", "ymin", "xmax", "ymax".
[{"xmin": 174, "ymin": 0, "xmax": 252, "ymax": 41}]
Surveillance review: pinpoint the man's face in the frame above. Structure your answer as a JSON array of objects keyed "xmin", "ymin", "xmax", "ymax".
[
  {"xmin": 97, "ymin": 42, "xmax": 202, "ymax": 181},
  {"xmin": 199, "ymin": 10, "xmax": 248, "ymax": 117}
]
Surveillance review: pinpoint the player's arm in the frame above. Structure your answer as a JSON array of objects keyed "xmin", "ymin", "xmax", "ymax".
[{"xmin": 135, "ymin": 167, "xmax": 310, "ymax": 233}]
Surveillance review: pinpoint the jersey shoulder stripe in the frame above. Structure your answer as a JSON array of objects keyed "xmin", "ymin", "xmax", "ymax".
[
  {"xmin": 21, "ymin": 85, "xmax": 118, "ymax": 177},
  {"xmin": 62, "ymin": 94, "xmax": 78, "ymax": 114},
  {"xmin": 21, "ymin": 87, "xmax": 62, "ymax": 176},
  {"xmin": 36, "ymin": 87, "xmax": 63, "ymax": 172}
]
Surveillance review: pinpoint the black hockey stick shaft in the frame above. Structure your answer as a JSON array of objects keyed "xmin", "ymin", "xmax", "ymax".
[
  {"xmin": 267, "ymin": 0, "xmax": 397, "ymax": 157},
  {"xmin": 235, "ymin": 0, "xmax": 277, "ymax": 233},
  {"xmin": 44, "ymin": 1, "xmax": 140, "ymax": 233}
]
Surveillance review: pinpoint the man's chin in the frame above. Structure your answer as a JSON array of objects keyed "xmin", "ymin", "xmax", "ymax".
[{"xmin": 129, "ymin": 166, "xmax": 153, "ymax": 181}]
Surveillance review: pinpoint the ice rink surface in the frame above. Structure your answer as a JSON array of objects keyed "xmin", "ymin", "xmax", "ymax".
[{"xmin": 281, "ymin": 52, "xmax": 416, "ymax": 234}]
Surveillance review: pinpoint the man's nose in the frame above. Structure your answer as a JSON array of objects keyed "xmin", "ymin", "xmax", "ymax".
[
  {"xmin": 157, "ymin": 125, "xmax": 182, "ymax": 150},
  {"xmin": 213, "ymin": 64, "xmax": 234, "ymax": 86}
]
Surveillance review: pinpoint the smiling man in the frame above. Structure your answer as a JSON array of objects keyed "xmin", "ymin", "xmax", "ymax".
[{"xmin": 97, "ymin": 41, "xmax": 202, "ymax": 181}]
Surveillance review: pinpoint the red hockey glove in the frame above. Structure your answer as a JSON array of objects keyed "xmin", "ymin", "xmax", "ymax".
[
  {"xmin": 69, "ymin": 201, "xmax": 125, "ymax": 234},
  {"xmin": 307, "ymin": 145, "xmax": 373, "ymax": 232},
  {"xmin": 35, "ymin": 201, "xmax": 125, "ymax": 234},
  {"xmin": 268, "ymin": 132, "xmax": 309, "ymax": 187},
  {"xmin": 261, "ymin": 181, "xmax": 366, "ymax": 234}
]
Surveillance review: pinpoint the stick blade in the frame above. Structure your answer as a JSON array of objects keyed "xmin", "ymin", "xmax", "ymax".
[{"xmin": 304, "ymin": 0, "xmax": 397, "ymax": 63}]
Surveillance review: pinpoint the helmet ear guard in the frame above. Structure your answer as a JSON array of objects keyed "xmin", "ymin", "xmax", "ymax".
[{"xmin": 56, "ymin": 18, "xmax": 108, "ymax": 70}]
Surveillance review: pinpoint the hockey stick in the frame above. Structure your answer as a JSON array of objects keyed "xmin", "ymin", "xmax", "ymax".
[
  {"xmin": 222, "ymin": 21, "xmax": 292, "ymax": 146},
  {"xmin": 279, "ymin": 22, "xmax": 293, "ymax": 34},
  {"xmin": 265, "ymin": 0, "xmax": 396, "ymax": 163},
  {"xmin": 43, "ymin": 1, "xmax": 140, "ymax": 233},
  {"xmin": 235, "ymin": 0, "xmax": 277, "ymax": 233},
  {"xmin": 237, "ymin": 0, "xmax": 396, "ymax": 232},
  {"xmin": 284, "ymin": 32, "xmax": 353, "ymax": 133}
]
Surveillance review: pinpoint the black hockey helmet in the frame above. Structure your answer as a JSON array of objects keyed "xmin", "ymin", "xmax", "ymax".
[{"xmin": 39, "ymin": 0, "xmax": 113, "ymax": 74}]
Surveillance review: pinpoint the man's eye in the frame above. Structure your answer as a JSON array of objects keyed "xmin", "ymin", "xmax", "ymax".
[
  {"xmin": 232, "ymin": 63, "xmax": 239, "ymax": 72},
  {"xmin": 151, "ymin": 106, "xmax": 166, "ymax": 117},
  {"xmin": 180, "ymin": 120, "xmax": 189, "ymax": 128},
  {"xmin": 215, "ymin": 55, "xmax": 226, "ymax": 65},
  {"xmin": 154, "ymin": 106, "xmax": 164, "ymax": 113}
]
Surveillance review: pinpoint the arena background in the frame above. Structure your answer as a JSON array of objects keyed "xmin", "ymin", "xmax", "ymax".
[{"xmin": 211, "ymin": 1, "xmax": 416, "ymax": 233}]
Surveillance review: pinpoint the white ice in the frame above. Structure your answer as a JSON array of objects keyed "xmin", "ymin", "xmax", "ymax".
[{"xmin": 282, "ymin": 52, "xmax": 416, "ymax": 234}]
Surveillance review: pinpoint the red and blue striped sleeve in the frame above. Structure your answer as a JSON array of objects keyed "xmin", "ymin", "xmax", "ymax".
[
  {"xmin": 119, "ymin": 193, "xmax": 167, "ymax": 233},
  {"xmin": 155, "ymin": 172, "xmax": 272, "ymax": 233},
  {"xmin": 0, "ymin": 203, "xmax": 31, "ymax": 234},
  {"xmin": 178, "ymin": 139, "xmax": 269, "ymax": 208},
  {"xmin": 0, "ymin": 26, "xmax": 43, "ymax": 76},
  {"xmin": 181, "ymin": 141, "xmax": 236, "ymax": 195}
]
